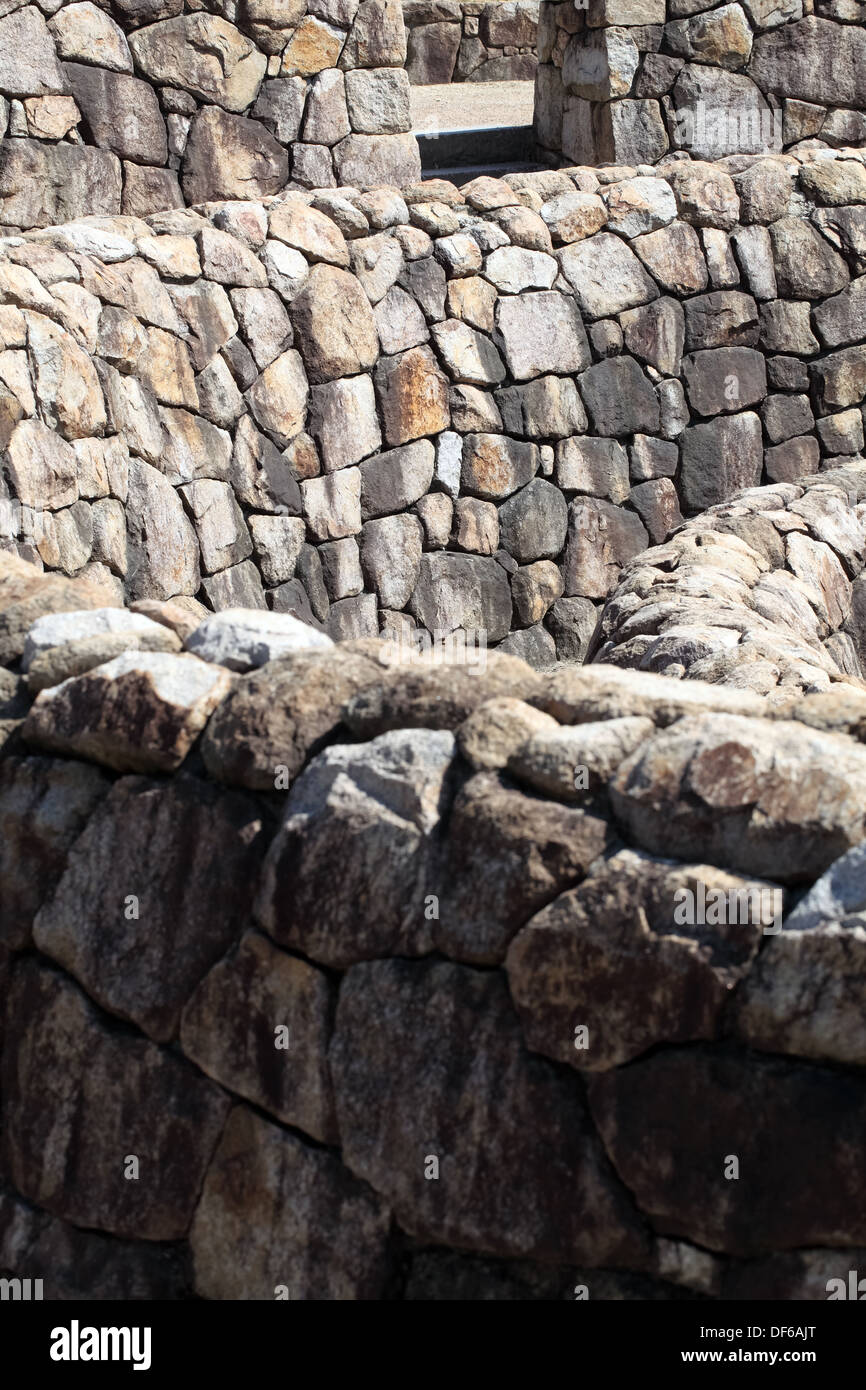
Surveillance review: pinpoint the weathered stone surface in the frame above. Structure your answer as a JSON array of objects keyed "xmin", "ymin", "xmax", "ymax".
[
  {"xmin": 454, "ymin": 496, "xmax": 498, "ymax": 554},
  {"xmin": 289, "ymin": 263, "xmax": 379, "ymax": 383},
  {"xmin": 129, "ymin": 14, "xmax": 267, "ymax": 112},
  {"xmin": 436, "ymin": 770, "xmax": 611, "ymax": 963},
  {"xmin": 483, "ymin": 247, "xmax": 557, "ymax": 295},
  {"xmin": 245, "ymin": 349, "xmax": 309, "ymax": 448},
  {"xmin": 684, "ymin": 289, "xmax": 758, "ymax": 350},
  {"xmin": 493, "ymin": 289, "xmax": 590, "ymax": 380},
  {"xmin": 632, "ymin": 221, "xmax": 708, "ymax": 295},
  {"xmin": 407, "ymin": 18, "xmax": 461, "ymax": 83},
  {"xmin": 342, "ymin": 650, "xmax": 541, "ymax": 738},
  {"xmin": 409, "ymin": 549, "xmax": 513, "ymax": 636},
  {"xmin": 333, "ymin": 132, "xmax": 421, "ymax": 190},
  {"xmin": 811, "ymin": 345, "xmax": 866, "ymax": 413},
  {"xmin": 663, "ymin": 160, "xmax": 740, "ymax": 230},
  {"xmin": 307, "ymin": 374, "xmax": 381, "ymax": 474},
  {"xmin": 770, "ymin": 217, "xmax": 849, "ymax": 299},
  {"xmin": 496, "ymin": 376, "xmax": 587, "ymax": 440},
  {"xmin": 0, "ymin": 141, "xmax": 123, "ymax": 227},
  {"xmin": 359, "ymin": 513, "xmax": 423, "ymax": 608},
  {"xmin": 0, "ymin": 754, "xmax": 109, "ymax": 950},
  {"xmin": 0, "ymin": 7, "xmax": 65, "ymax": 96},
  {"xmin": 461, "ymin": 432, "xmax": 538, "ymax": 501},
  {"xmin": 201, "ymin": 645, "xmax": 381, "ymax": 789},
  {"xmin": 579, "ymin": 356, "xmax": 660, "ymax": 436},
  {"xmin": 186, "ymin": 608, "xmax": 332, "ymax": 672},
  {"xmin": 319, "ymin": 536, "xmax": 363, "ymax": 600},
  {"xmin": 0, "ymin": 1188, "xmax": 190, "ymax": 1301},
  {"xmin": 620, "ymin": 297, "xmax": 685, "ymax": 375},
  {"xmin": 33, "ymin": 775, "xmax": 266, "ymax": 1042},
  {"xmin": 330, "ymin": 958, "xmax": 648, "ymax": 1261},
  {"xmin": 563, "ymin": 28, "xmax": 639, "ymax": 102},
  {"xmin": 49, "ymin": 3, "xmax": 133, "ymax": 74},
  {"xmin": 0, "ymin": 555, "xmax": 122, "ymax": 667},
  {"xmin": 611, "ymin": 713, "xmax": 866, "ymax": 883},
  {"xmin": 374, "ymin": 284, "xmax": 429, "ymax": 353},
  {"xmin": 748, "ymin": 16, "xmax": 866, "ymax": 109},
  {"xmin": 302, "ymin": 467, "xmax": 362, "ymax": 539},
  {"xmin": 498, "ymin": 478, "xmax": 568, "ymax": 564},
  {"xmin": 431, "ymin": 318, "xmax": 506, "ymax": 386},
  {"xmin": 231, "ymin": 415, "xmax": 302, "ymax": 516},
  {"xmin": 557, "ymin": 437, "xmax": 630, "ymax": 502},
  {"xmin": 195, "ymin": 939, "xmax": 342, "ymax": 1135},
  {"xmin": 680, "ymin": 412, "xmax": 763, "ymax": 510},
  {"xmin": 359, "ymin": 439, "xmax": 435, "ymax": 516},
  {"xmin": 563, "ymin": 497, "xmax": 649, "ymax": 599},
  {"xmin": 732, "ymin": 841, "xmax": 866, "ymax": 1066},
  {"xmin": 181, "ymin": 108, "xmax": 288, "ymax": 204},
  {"xmin": 190, "ymin": 1106, "xmax": 391, "ymax": 1300},
  {"xmin": 541, "ymin": 192, "xmax": 607, "ymax": 247},
  {"xmin": 345, "ymin": 67, "xmax": 411, "ymax": 134},
  {"xmin": 3, "ymin": 959, "xmax": 230, "ymax": 1240},
  {"xmin": 22, "ymin": 650, "xmax": 230, "ymax": 773},
  {"xmin": 126, "ymin": 459, "xmax": 200, "ymax": 599},
  {"xmin": 588, "ymin": 1045, "xmax": 866, "ymax": 1254},
  {"xmin": 21, "ymin": 607, "xmax": 165, "ymax": 669},
  {"xmin": 682, "ymin": 346, "xmax": 767, "ymax": 416},
  {"xmin": 547, "ymin": 595, "xmax": 599, "ymax": 663},
  {"xmin": 6, "ymin": 418, "xmax": 78, "ymax": 510},
  {"xmin": 256, "ymin": 729, "xmax": 455, "ymax": 965},
  {"xmin": 179, "ymin": 479, "xmax": 251, "ymax": 575},
  {"xmin": 455, "ymin": 696, "xmax": 557, "ymax": 773},
  {"xmin": 64, "ymin": 64, "xmax": 167, "ymax": 165},
  {"xmin": 26, "ymin": 626, "xmax": 181, "ymax": 692},
  {"xmin": 270, "ymin": 199, "xmax": 349, "ymax": 270},
  {"xmin": 559, "ymin": 233, "xmax": 658, "ymax": 317},
  {"xmin": 630, "ymin": 477, "xmax": 683, "ymax": 542},
  {"xmin": 375, "ymin": 344, "xmax": 450, "ymax": 445},
  {"xmin": 508, "ymin": 848, "xmax": 768, "ymax": 1071},
  {"xmin": 252, "ymin": 75, "xmax": 307, "ymax": 143}
]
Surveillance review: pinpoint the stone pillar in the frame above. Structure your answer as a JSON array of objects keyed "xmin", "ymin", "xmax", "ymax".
[{"xmin": 534, "ymin": 0, "xmax": 848, "ymax": 168}]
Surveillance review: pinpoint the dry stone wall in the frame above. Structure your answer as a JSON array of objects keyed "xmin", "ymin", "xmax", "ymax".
[
  {"xmin": 2, "ymin": 152, "xmax": 866, "ymax": 666},
  {"xmin": 536, "ymin": 0, "xmax": 866, "ymax": 168},
  {"xmin": 3, "ymin": 551, "xmax": 866, "ymax": 1298},
  {"xmin": 404, "ymin": 0, "xmax": 539, "ymax": 85},
  {"xmin": 0, "ymin": 0, "xmax": 421, "ymax": 228},
  {"xmin": 596, "ymin": 461, "xmax": 866, "ymax": 693}
]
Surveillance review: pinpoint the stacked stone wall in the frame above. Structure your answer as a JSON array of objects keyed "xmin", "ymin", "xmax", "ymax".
[
  {"xmin": 0, "ymin": 0, "xmax": 421, "ymax": 228},
  {"xmin": 2, "ymin": 153, "xmax": 866, "ymax": 666},
  {"xmin": 405, "ymin": 0, "xmax": 539, "ymax": 86},
  {"xmin": 536, "ymin": 0, "xmax": 866, "ymax": 167},
  {"xmin": 3, "ymin": 552, "xmax": 866, "ymax": 1298}
]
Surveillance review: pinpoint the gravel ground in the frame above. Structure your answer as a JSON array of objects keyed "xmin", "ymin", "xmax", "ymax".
[{"xmin": 410, "ymin": 81, "xmax": 535, "ymax": 134}]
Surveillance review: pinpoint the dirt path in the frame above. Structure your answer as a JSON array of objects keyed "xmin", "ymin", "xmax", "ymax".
[{"xmin": 410, "ymin": 81, "xmax": 535, "ymax": 134}]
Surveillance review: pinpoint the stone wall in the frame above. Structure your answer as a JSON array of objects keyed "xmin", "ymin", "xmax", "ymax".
[
  {"xmin": 536, "ymin": 0, "xmax": 866, "ymax": 168},
  {"xmin": 2, "ymin": 152, "xmax": 866, "ymax": 665},
  {"xmin": 405, "ymin": 0, "xmax": 538, "ymax": 85},
  {"xmin": 0, "ymin": 0, "xmax": 421, "ymax": 228},
  {"xmin": 3, "ymin": 550, "xmax": 866, "ymax": 1298},
  {"xmin": 596, "ymin": 461, "xmax": 866, "ymax": 693}
]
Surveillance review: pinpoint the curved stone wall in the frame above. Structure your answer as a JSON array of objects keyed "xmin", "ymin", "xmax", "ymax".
[
  {"xmin": 3, "ymin": 551, "xmax": 866, "ymax": 1298},
  {"xmin": 0, "ymin": 0, "xmax": 421, "ymax": 228},
  {"xmin": 595, "ymin": 462, "xmax": 866, "ymax": 693},
  {"xmin": 2, "ymin": 151, "xmax": 866, "ymax": 664},
  {"xmin": 536, "ymin": 0, "xmax": 866, "ymax": 167}
]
